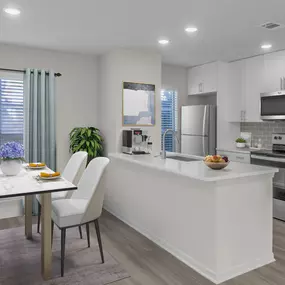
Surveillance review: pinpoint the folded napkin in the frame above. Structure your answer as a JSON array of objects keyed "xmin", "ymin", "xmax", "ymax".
[
  {"xmin": 40, "ymin": 172, "xmax": 60, "ymax": 178},
  {"xmin": 29, "ymin": 162, "xmax": 46, "ymax": 167}
]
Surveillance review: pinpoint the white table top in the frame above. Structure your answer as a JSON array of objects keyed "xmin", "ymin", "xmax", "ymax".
[{"xmin": 0, "ymin": 165, "xmax": 77, "ymax": 199}]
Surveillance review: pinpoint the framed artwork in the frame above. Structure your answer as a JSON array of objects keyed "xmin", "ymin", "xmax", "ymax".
[{"xmin": 122, "ymin": 82, "xmax": 155, "ymax": 126}]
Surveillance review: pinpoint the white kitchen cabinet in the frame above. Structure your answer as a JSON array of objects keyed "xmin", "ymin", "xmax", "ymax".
[
  {"xmin": 188, "ymin": 62, "xmax": 218, "ymax": 95},
  {"xmin": 244, "ymin": 56, "xmax": 264, "ymax": 122},
  {"xmin": 216, "ymin": 150, "xmax": 251, "ymax": 164},
  {"xmin": 226, "ymin": 60, "xmax": 245, "ymax": 122},
  {"xmin": 264, "ymin": 50, "xmax": 285, "ymax": 92},
  {"xmin": 227, "ymin": 56, "xmax": 264, "ymax": 122}
]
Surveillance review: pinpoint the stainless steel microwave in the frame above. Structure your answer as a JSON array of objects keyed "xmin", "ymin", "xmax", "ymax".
[{"xmin": 261, "ymin": 90, "xmax": 285, "ymax": 120}]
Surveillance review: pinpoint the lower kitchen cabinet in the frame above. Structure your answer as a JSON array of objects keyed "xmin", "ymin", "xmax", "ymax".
[{"xmin": 217, "ymin": 150, "xmax": 251, "ymax": 164}]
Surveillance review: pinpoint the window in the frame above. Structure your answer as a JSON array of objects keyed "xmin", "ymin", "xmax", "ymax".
[
  {"xmin": 161, "ymin": 89, "xmax": 178, "ymax": 152},
  {"xmin": 0, "ymin": 78, "xmax": 24, "ymax": 146}
]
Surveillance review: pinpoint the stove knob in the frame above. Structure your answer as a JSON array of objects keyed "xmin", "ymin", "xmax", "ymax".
[
  {"xmin": 279, "ymin": 136, "xmax": 282, "ymax": 140},
  {"xmin": 274, "ymin": 136, "xmax": 278, "ymax": 140}
]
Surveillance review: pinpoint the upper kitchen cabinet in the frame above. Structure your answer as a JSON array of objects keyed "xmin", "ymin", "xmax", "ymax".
[
  {"xmin": 244, "ymin": 56, "xmax": 264, "ymax": 122},
  {"xmin": 264, "ymin": 50, "xmax": 285, "ymax": 92},
  {"xmin": 188, "ymin": 62, "xmax": 218, "ymax": 95},
  {"xmin": 226, "ymin": 60, "xmax": 245, "ymax": 122},
  {"xmin": 227, "ymin": 56, "xmax": 264, "ymax": 122}
]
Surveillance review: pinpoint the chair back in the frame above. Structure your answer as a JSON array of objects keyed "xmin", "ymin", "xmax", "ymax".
[
  {"xmin": 62, "ymin": 151, "xmax": 88, "ymax": 198},
  {"xmin": 71, "ymin": 157, "xmax": 110, "ymax": 223}
]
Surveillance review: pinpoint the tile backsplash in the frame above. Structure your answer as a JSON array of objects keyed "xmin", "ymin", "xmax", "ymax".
[{"xmin": 241, "ymin": 122, "xmax": 285, "ymax": 149}]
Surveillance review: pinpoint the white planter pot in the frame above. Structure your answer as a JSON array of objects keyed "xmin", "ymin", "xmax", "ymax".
[
  {"xmin": 0, "ymin": 159, "xmax": 22, "ymax": 176},
  {"xmin": 236, "ymin": 142, "xmax": 246, "ymax": 148}
]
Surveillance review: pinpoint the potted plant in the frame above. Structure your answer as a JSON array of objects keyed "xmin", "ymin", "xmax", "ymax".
[
  {"xmin": 235, "ymin": 137, "xmax": 246, "ymax": 148},
  {"xmin": 69, "ymin": 127, "xmax": 104, "ymax": 163},
  {"xmin": 0, "ymin": 141, "xmax": 24, "ymax": 176}
]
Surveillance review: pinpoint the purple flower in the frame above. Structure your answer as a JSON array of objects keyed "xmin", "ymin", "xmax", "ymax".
[{"xmin": 0, "ymin": 141, "xmax": 24, "ymax": 160}]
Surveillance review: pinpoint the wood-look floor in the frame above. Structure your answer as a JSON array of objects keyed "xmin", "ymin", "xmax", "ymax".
[{"xmin": 1, "ymin": 211, "xmax": 285, "ymax": 285}]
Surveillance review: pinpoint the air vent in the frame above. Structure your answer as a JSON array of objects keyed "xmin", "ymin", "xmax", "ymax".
[{"xmin": 261, "ymin": 22, "xmax": 283, "ymax": 30}]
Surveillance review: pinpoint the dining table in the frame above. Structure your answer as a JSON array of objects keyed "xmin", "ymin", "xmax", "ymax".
[{"xmin": 0, "ymin": 164, "xmax": 77, "ymax": 280}]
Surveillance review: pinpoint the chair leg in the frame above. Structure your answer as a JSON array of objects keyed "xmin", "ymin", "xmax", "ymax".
[
  {"xmin": 94, "ymin": 219, "xmax": 104, "ymax": 263},
  {"xmin": 51, "ymin": 220, "xmax": 54, "ymax": 247},
  {"xmin": 86, "ymin": 223, "xmax": 90, "ymax": 248},
  {"xmin": 61, "ymin": 228, "xmax": 66, "ymax": 277},
  {"xmin": 37, "ymin": 202, "xmax": 41, "ymax": 233},
  {"xmin": 78, "ymin": 226, "xmax": 83, "ymax": 239}
]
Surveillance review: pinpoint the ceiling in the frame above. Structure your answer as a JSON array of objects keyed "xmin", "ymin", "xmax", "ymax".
[{"xmin": 0, "ymin": 0, "xmax": 285, "ymax": 67}]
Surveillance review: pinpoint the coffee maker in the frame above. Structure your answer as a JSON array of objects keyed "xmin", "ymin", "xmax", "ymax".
[{"xmin": 122, "ymin": 129, "xmax": 149, "ymax": 154}]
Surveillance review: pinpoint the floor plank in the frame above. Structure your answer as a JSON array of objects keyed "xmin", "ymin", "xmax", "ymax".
[{"xmin": 1, "ymin": 212, "xmax": 285, "ymax": 284}]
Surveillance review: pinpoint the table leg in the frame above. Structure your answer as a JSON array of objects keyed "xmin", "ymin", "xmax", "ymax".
[
  {"xmin": 25, "ymin": 195, "xmax": 33, "ymax": 240},
  {"xmin": 41, "ymin": 193, "xmax": 52, "ymax": 280}
]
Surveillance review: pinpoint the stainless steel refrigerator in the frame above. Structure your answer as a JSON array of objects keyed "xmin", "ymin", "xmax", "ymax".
[{"xmin": 181, "ymin": 105, "xmax": 216, "ymax": 156}]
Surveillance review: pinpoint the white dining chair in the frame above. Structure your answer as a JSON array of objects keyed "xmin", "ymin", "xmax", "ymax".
[
  {"xmin": 51, "ymin": 157, "xmax": 110, "ymax": 277},
  {"xmin": 36, "ymin": 151, "xmax": 88, "ymax": 234}
]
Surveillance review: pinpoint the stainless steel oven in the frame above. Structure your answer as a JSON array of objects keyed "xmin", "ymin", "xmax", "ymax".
[
  {"xmin": 251, "ymin": 133, "xmax": 285, "ymax": 220},
  {"xmin": 260, "ymin": 90, "xmax": 285, "ymax": 120}
]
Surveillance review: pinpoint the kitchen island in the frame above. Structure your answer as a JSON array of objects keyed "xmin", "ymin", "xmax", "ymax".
[{"xmin": 102, "ymin": 153, "xmax": 278, "ymax": 284}]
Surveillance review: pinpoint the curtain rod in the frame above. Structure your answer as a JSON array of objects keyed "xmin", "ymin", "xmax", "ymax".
[{"xmin": 0, "ymin": 67, "xmax": 62, "ymax": 77}]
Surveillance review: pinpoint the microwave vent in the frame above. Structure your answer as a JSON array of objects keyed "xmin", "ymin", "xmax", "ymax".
[{"xmin": 261, "ymin": 22, "xmax": 284, "ymax": 30}]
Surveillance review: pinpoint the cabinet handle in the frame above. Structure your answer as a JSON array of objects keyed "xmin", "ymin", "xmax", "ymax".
[
  {"xmin": 236, "ymin": 156, "xmax": 245, "ymax": 160},
  {"xmin": 281, "ymin": 77, "xmax": 283, "ymax": 90},
  {"xmin": 199, "ymin": 83, "xmax": 203, "ymax": 93},
  {"xmin": 241, "ymin": 110, "xmax": 246, "ymax": 122}
]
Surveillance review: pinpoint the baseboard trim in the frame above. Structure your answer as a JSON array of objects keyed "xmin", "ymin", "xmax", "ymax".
[{"xmin": 104, "ymin": 205, "xmax": 275, "ymax": 284}]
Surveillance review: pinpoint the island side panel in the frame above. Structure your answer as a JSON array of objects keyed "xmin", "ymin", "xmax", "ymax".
[
  {"xmin": 215, "ymin": 174, "xmax": 275, "ymax": 283},
  {"xmin": 103, "ymin": 157, "xmax": 219, "ymax": 281}
]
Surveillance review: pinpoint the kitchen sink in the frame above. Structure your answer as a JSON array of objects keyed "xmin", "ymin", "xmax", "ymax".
[{"xmin": 166, "ymin": 155, "xmax": 200, "ymax": 162}]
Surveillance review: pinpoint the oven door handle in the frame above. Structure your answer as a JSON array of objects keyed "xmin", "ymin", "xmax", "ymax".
[{"xmin": 251, "ymin": 154, "xmax": 285, "ymax": 163}]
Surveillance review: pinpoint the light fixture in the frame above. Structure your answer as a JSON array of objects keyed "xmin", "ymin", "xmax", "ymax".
[
  {"xmin": 185, "ymin": 26, "xmax": 198, "ymax": 33},
  {"xmin": 158, "ymin": 39, "xmax": 170, "ymax": 45},
  {"xmin": 261, "ymin": 44, "xmax": 272, "ymax": 49},
  {"xmin": 3, "ymin": 7, "xmax": 21, "ymax": 16}
]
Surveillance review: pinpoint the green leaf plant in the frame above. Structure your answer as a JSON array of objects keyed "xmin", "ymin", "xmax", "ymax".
[{"xmin": 69, "ymin": 127, "xmax": 104, "ymax": 163}]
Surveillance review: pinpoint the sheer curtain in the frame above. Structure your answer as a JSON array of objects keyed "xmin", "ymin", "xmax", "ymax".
[{"xmin": 24, "ymin": 69, "xmax": 56, "ymax": 170}]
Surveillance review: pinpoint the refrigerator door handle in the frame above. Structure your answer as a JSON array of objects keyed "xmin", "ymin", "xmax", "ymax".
[
  {"xmin": 202, "ymin": 136, "xmax": 209, "ymax": 156},
  {"xmin": 202, "ymin": 106, "xmax": 209, "ymax": 136}
]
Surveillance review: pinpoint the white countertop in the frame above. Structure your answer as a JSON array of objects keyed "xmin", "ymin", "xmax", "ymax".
[
  {"xmin": 216, "ymin": 146, "xmax": 264, "ymax": 154},
  {"xmin": 109, "ymin": 152, "xmax": 278, "ymax": 182}
]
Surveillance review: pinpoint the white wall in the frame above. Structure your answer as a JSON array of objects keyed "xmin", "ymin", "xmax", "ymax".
[
  {"xmin": 99, "ymin": 49, "xmax": 162, "ymax": 154},
  {"xmin": 161, "ymin": 63, "xmax": 188, "ymax": 107},
  {"xmin": 161, "ymin": 64, "xmax": 188, "ymax": 151},
  {"xmin": 0, "ymin": 44, "xmax": 98, "ymax": 171}
]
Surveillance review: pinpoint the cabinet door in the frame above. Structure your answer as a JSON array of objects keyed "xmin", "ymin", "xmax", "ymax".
[
  {"xmin": 188, "ymin": 65, "xmax": 203, "ymax": 95},
  {"xmin": 244, "ymin": 56, "xmax": 264, "ymax": 122},
  {"xmin": 203, "ymin": 62, "xmax": 218, "ymax": 93},
  {"xmin": 264, "ymin": 50, "xmax": 285, "ymax": 92},
  {"xmin": 226, "ymin": 60, "xmax": 245, "ymax": 122}
]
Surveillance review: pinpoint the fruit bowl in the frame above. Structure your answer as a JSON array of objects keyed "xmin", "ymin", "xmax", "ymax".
[
  {"xmin": 204, "ymin": 155, "xmax": 230, "ymax": 170},
  {"xmin": 204, "ymin": 161, "xmax": 229, "ymax": 170}
]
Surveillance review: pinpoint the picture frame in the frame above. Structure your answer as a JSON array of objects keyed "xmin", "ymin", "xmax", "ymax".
[{"xmin": 122, "ymin": 81, "xmax": 155, "ymax": 126}]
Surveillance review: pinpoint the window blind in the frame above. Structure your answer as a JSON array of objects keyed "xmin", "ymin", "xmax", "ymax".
[
  {"xmin": 0, "ymin": 79, "xmax": 24, "ymax": 146},
  {"xmin": 161, "ymin": 90, "xmax": 178, "ymax": 152}
]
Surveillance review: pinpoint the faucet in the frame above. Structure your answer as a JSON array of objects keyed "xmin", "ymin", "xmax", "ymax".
[{"xmin": 161, "ymin": 129, "xmax": 180, "ymax": 159}]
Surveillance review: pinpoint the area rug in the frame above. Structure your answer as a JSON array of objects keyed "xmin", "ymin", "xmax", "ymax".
[{"xmin": 0, "ymin": 225, "xmax": 130, "ymax": 285}]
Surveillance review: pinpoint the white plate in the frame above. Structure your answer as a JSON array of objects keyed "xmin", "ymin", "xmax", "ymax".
[
  {"xmin": 27, "ymin": 165, "xmax": 46, "ymax": 170},
  {"xmin": 38, "ymin": 175, "xmax": 61, "ymax": 180}
]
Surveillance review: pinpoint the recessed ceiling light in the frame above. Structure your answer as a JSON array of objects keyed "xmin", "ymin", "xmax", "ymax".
[
  {"xmin": 185, "ymin": 27, "xmax": 198, "ymax": 33},
  {"xmin": 261, "ymin": 44, "xmax": 272, "ymax": 49},
  {"xmin": 158, "ymin": 39, "xmax": 170, "ymax": 45},
  {"xmin": 3, "ymin": 7, "xmax": 21, "ymax": 16}
]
